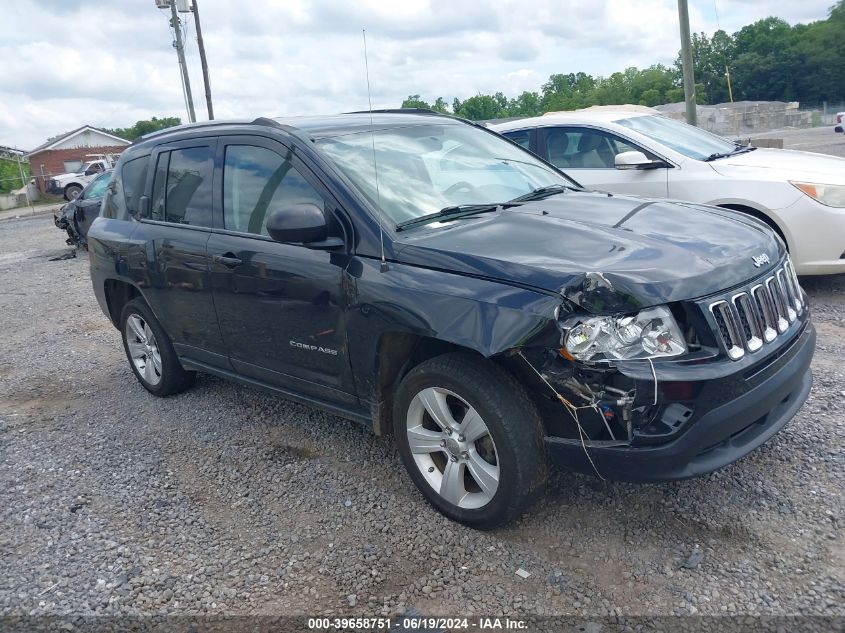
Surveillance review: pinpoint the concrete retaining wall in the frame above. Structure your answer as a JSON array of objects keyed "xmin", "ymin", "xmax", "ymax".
[
  {"xmin": 0, "ymin": 193, "xmax": 28, "ymax": 211},
  {"xmin": 655, "ymin": 101, "xmax": 815, "ymax": 136}
]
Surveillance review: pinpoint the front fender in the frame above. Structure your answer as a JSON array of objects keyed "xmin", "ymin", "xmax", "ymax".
[{"xmin": 345, "ymin": 257, "xmax": 563, "ymax": 394}]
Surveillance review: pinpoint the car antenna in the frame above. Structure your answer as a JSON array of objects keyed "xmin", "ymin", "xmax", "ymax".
[{"xmin": 363, "ymin": 28, "xmax": 389, "ymax": 273}]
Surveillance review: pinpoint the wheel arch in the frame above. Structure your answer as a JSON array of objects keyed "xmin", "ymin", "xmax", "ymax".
[
  {"xmin": 370, "ymin": 332, "xmax": 487, "ymax": 436},
  {"xmin": 103, "ymin": 279, "xmax": 143, "ymax": 328},
  {"xmin": 368, "ymin": 331, "xmax": 555, "ymax": 438},
  {"xmin": 715, "ymin": 202, "xmax": 790, "ymax": 251}
]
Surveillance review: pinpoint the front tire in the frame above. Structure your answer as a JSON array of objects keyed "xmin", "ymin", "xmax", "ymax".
[
  {"xmin": 64, "ymin": 184, "xmax": 82, "ymax": 201},
  {"xmin": 393, "ymin": 353, "xmax": 548, "ymax": 529},
  {"xmin": 120, "ymin": 298, "xmax": 195, "ymax": 397}
]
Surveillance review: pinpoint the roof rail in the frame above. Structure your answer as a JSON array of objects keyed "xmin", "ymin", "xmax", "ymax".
[
  {"xmin": 343, "ymin": 108, "xmax": 445, "ymax": 116},
  {"xmin": 138, "ymin": 119, "xmax": 251, "ymax": 141},
  {"xmin": 342, "ymin": 107, "xmax": 485, "ymax": 129},
  {"xmin": 251, "ymin": 116, "xmax": 283, "ymax": 127}
]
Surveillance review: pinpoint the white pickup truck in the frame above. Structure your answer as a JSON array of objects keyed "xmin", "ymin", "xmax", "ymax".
[{"xmin": 48, "ymin": 153, "xmax": 121, "ymax": 200}]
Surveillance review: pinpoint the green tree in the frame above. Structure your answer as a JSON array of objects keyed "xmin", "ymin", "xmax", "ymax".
[
  {"xmin": 400, "ymin": 95, "xmax": 431, "ymax": 109},
  {"xmin": 677, "ymin": 30, "xmax": 736, "ymax": 104},
  {"xmin": 431, "ymin": 97, "xmax": 450, "ymax": 113},
  {"xmin": 105, "ymin": 116, "xmax": 182, "ymax": 142},
  {"xmin": 508, "ymin": 91, "xmax": 543, "ymax": 117},
  {"xmin": 396, "ymin": 2, "xmax": 845, "ymax": 115},
  {"xmin": 454, "ymin": 94, "xmax": 506, "ymax": 120},
  {"xmin": 0, "ymin": 157, "xmax": 31, "ymax": 194}
]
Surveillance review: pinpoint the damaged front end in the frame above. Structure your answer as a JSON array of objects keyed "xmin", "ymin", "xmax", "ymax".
[{"xmin": 507, "ymin": 263, "xmax": 815, "ymax": 482}]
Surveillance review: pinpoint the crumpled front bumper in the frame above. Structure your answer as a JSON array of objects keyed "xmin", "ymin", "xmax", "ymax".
[{"xmin": 545, "ymin": 322, "xmax": 815, "ymax": 482}]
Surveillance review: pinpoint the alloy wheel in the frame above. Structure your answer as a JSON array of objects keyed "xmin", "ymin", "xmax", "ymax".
[
  {"xmin": 406, "ymin": 387, "xmax": 499, "ymax": 509},
  {"xmin": 125, "ymin": 314, "xmax": 163, "ymax": 386}
]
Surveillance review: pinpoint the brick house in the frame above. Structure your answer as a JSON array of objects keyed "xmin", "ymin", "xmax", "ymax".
[{"xmin": 26, "ymin": 126, "xmax": 130, "ymax": 192}]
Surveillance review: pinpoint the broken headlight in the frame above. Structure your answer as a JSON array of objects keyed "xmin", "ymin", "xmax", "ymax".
[{"xmin": 563, "ymin": 306, "xmax": 687, "ymax": 362}]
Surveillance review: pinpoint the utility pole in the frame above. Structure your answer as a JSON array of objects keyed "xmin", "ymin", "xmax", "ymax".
[
  {"xmin": 677, "ymin": 0, "xmax": 697, "ymax": 126},
  {"xmin": 191, "ymin": 0, "xmax": 214, "ymax": 120},
  {"xmin": 725, "ymin": 65, "xmax": 734, "ymax": 103},
  {"xmin": 169, "ymin": 0, "xmax": 196, "ymax": 123}
]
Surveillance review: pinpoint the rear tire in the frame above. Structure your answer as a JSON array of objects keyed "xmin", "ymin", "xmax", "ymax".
[
  {"xmin": 120, "ymin": 298, "xmax": 195, "ymax": 397},
  {"xmin": 393, "ymin": 353, "xmax": 548, "ymax": 529}
]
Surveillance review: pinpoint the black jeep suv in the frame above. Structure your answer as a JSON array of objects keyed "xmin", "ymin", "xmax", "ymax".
[{"xmin": 87, "ymin": 111, "xmax": 815, "ymax": 528}]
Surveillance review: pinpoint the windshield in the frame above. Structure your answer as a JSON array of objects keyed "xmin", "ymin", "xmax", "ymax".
[
  {"xmin": 316, "ymin": 123, "xmax": 573, "ymax": 225},
  {"xmin": 617, "ymin": 115, "xmax": 738, "ymax": 161}
]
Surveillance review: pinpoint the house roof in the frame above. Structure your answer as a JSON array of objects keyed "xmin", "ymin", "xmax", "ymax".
[{"xmin": 26, "ymin": 125, "xmax": 130, "ymax": 156}]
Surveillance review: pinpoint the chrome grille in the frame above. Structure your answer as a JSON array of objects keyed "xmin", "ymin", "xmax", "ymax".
[{"xmin": 708, "ymin": 259, "xmax": 805, "ymax": 361}]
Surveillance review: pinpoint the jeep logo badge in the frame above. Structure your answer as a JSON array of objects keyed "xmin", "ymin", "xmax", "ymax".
[{"xmin": 751, "ymin": 253, "xmax": 770, "ymax": 268}]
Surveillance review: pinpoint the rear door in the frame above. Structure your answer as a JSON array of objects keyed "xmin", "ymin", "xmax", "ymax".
[
  {"xmin": 130, "ymin": 138, "xmax": 229, "ymax": 367},
  {"xmin": 207, "ymin": 135, "xmax": 357, "ymax": 404},
  {"xmin": 537, "ymin": 126, "xmax": 669, "ymax": 198}
]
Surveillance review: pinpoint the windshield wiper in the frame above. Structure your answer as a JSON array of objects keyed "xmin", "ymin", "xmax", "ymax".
[
  {"xmin": 704, "ymin": 145, "xmax": 757, "ymax": 162},
  {"xmin": 395, "ymin": 204, "xmax": 501, "ymax": 231},
  {"xmin": 507, "ymin": 184, "xmax": 571, "ymax": 203}
]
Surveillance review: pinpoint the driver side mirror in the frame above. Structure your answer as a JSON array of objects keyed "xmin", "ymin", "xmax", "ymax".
[
  {"xmin": 266, "ymin": 204, "xmax": 343, "ymax": 250},
  {"xmin": 615, "ymin": 151, "xmax": 666, "ymax": 170}
]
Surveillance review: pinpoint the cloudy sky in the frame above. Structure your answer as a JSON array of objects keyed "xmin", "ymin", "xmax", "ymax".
[{"xmin": 0, "ymin": 0, "xmax": 834, "ymax": 149}]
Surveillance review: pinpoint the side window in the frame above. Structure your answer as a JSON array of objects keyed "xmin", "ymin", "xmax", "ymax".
[
  {"xmin": 150, "ymin": 146, "xmax": 214, "ymax": 227},
  {"xmin": 222, "ymin": 145, "xmax": 324, "ymax": 236},
  {"xmin": 150, "ymin": 153, "xmax": 169, "ymax": 221},
  {"xmin": 122, "ymin": 157, "xmax": 148, "ymax": 216},
  {"xmin": 102, "ymin": 157, "xmax": 146, "ymax": 220},
  {"xmin": 503, "ymin": 130, "xmax": 530, "ymax": 149},
  {"xmin": 83, "ymin": 173, "xmax": 110, "ymax": 199},
  {"xmin": 608, "ymin": 135, "xmax": 641, "ymax": 155},
  {"xmin": 546, "ymin": 127, "xmax": 654, "ymax": 169}
]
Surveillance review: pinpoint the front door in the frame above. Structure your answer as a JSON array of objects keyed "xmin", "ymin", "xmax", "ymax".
[
  {"xmin": 537, "ymin": 126, "xmax": 669, "ymax": 198},
  {"xmin": 207, "ymin": 136, "xmax": 356, "ymax": 403}
]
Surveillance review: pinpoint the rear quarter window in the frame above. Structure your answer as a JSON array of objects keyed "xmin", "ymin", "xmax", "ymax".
[{"xmin": 103, "ymin": 156, "xmax": 149, "ymax": 220}]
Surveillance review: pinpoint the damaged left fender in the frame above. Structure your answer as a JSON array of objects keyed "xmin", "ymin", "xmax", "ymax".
[{"xmin": 344, "ymin": 256, "xmax": 565, "ymax": 403}]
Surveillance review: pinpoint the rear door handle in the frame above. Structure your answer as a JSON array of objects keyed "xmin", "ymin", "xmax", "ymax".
[{"xmin": 213, "ymin": 253, "xmax": 243, "ymax": 268}]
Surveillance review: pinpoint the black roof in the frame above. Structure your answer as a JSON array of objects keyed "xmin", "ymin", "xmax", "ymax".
[
  {"xmin": 133, "ymin": 110, "xmax": 464, "ymax": 148},
  {"xmin": 273, "ymin": 112, "xmax": 462, "ymax": 139}
]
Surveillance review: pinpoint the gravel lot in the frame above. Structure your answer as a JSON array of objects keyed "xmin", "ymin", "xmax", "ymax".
[
  {"xmin": 750, "ymin": 125, "xmax": 845, "ymax": 158},
  {"xmin": 1, "ymin": 207, "xmax": 843, "ymax": 626}
]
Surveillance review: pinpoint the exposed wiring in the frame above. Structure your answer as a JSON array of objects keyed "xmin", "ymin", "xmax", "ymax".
[
  {"xmin": 647, "ymin": 357, "xmax": 658, "ymax": 406},
  {"xmin": 518, "ymin": 352, "xmax": 605, "ymax": 480}
]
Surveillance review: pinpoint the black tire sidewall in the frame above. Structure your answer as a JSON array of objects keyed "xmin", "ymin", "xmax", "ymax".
[
  {"xmin": 393, "ymin": 353, "xmax": 546, "ymax": 529},
  {"xmin": 120, "ymin": 298, "xmax": 191, "ymax": 397}
]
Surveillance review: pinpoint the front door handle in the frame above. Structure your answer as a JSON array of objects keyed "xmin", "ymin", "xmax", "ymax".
[{"xmin": 213, "ymin": 253, "xmax": 243, "ymax": 268}]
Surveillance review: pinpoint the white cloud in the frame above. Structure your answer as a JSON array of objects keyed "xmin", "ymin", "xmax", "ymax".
[{"xmin": 0, "ymin": 0, "xmax": 834, "ymax": 149}]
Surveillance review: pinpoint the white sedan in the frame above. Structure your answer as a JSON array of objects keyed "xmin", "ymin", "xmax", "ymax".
[{"xmin": 492, "ymin": 112, "xmax": 845, "ymax": 275}]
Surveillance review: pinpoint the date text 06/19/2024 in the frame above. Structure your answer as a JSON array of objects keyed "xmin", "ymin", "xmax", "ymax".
[{"xmin": 307, "ymin": 616, "xmax": 528, "ymax": 630}]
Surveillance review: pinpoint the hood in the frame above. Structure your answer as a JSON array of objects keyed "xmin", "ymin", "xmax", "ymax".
[
  {"xmin": 53, "ymin": 171, "xmax": 84, "ymax": 180},
  {"xmin": 394, "ymin": 192, "xmax": 782, "ymax": 313},
  {"xmin": 710, "ymin": 148, "xmax": 845, "ymax": 184}
]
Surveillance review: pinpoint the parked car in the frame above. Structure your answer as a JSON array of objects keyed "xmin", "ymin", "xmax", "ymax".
[
  {"xmin": 87, "ymin": 111, "xmax": 814, "ymax": 528},
  {"xmin": 48, "ymin": 154, "xmax": 120, "ymax": 200},
  {"xmin": 835, "ymin": 111, "xmax": 844, "ymax": 133},
  {"xmin": 492, "ymin": 112, "xmax": 845, "ymax": 275},
  {"xmin": 54, "ymin": 169, "xmax": 112, "ymax": 247}
]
